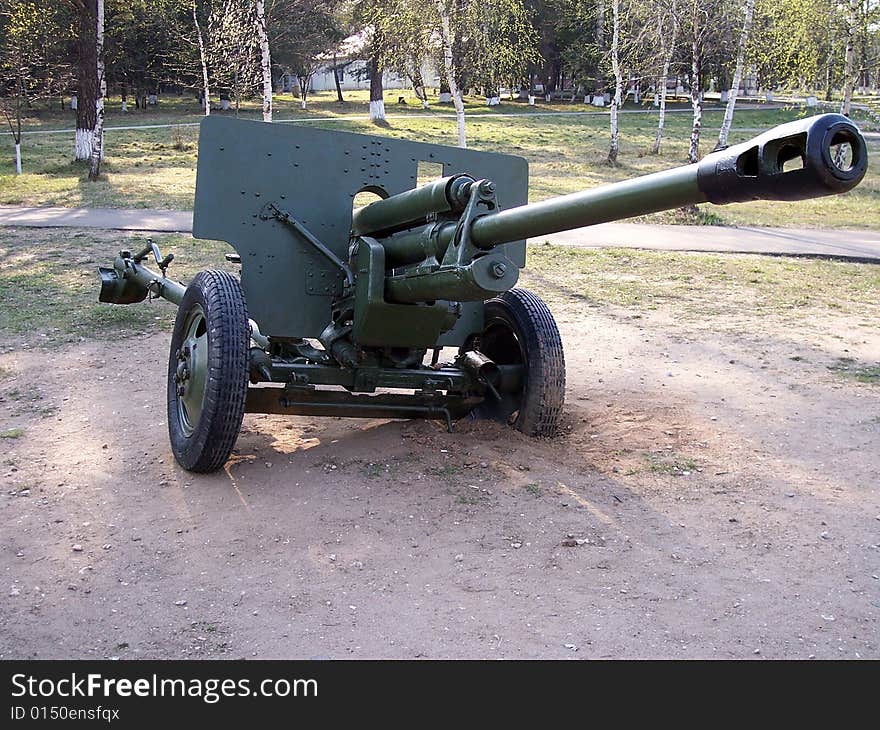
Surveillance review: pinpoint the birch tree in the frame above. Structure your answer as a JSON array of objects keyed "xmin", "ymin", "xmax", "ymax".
[
  {"xmin": 0, "ymin": 6, "xmax": 23, "ymax": 173},
  {"xmin": 834, "ymin": 0, "xmax": 859, "ymax": 166},
  {"xmin": 430, "ymin": 0, "xmax": 538, "ymax": 147},
  {"xmin": 839, "ymin": 0, "xmax": 857, "ymax": 116},
  {"xmin": 716, "ymin": 0, "xmax": 755, "ymax": 149},
  {"xmin": 87, "ymin": 0, "xmax": 105, "ymax": 180},
  {"xmin": 1, "ymin": 90, "xmax": 22, "ymax": 174},
  {"xmin": 687, "ymin": 0, "xmax": 704, "ymax": 163},
  {"xmin": 435, "ymin": 0, "xmax": 466, "ymax": 146},
  {"xmin": 73, "ymin": 0, "xmax": 98, "ymax": 160},
  {"xmin": 192, "ymin": 0, "xmax": 211, "ymax": 115},
  {"xmin": 368, "ymin": 50, "xmax": 386, "ymax": 122},
  {"xmin": 607, "ymin": 0, "xmax": 622, "ymax": 164},
  {"xmin": 254, "ymin": 0, "xmax": 272, "ymax": 121},
  {"xmin": 652, "ymin": 0, "xmax": 678, "ymax": 154}
]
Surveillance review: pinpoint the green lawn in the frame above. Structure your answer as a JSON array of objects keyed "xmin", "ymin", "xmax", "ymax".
[
  {"xmin": 1, "ymin": 89, "xmax": 878, "ymax": 228},
  {"xmin": 1, "ymin": 227, "xmax": 876, "ymax": 350},
  {"xmin": 522, "ymin": 243, "xmax": 880, "ymax": 323}
]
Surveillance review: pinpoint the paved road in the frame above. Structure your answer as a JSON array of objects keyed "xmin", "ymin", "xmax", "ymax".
[{"xmin": 2, "ymin": 205, "xmax": 880, "ymax": 262}]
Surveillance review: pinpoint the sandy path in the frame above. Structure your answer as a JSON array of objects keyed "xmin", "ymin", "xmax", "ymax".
[{"xmin": 1, "ymin": 302, "xmax": 877, "ymax": 659}]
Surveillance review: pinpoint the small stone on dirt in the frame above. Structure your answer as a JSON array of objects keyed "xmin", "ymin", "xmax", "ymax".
[
  {"xmin": 511, "ymin": 542, "xmax": 522, "ymax": 549},
  {"xmin": 454, "ymin": 554, "xmax": 464, "ymax": 562},
  {"xmin": 72, "ymin": 544, "xmax": 83, "ymax": 552},
  {"xmin": 564, "ymin": 643, "xmax": 578, "ymax": 651},
  {"xmin": 174, "ymin": 599, "xmax": 187, "ymax": 606}
]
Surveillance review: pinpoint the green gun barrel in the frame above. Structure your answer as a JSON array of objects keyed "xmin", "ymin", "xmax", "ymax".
[
  {"xmin": 467, "ymin": 113, "xmax": 867, "ymax": 249},
  {"xmin": 373, "ymin": 112, "xmax": 868, "ymax": 281},
  {"xmin": 350, "ymin": 174, "xmax": 475, "ymax": 237}
]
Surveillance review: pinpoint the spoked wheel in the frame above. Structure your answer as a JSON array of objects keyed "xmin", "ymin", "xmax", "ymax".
[
  {"xmin": 463, "ymin": 288, "xmax": 565, "ymax": 436},
  {"xmin": 167, "ymin": 270, "xmax": 249, "ymax": 473}
]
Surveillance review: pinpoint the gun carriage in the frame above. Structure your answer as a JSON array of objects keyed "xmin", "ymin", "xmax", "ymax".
[{"xmin": 98, "ymin": 113, "xmax": 867, "ymax": 472}]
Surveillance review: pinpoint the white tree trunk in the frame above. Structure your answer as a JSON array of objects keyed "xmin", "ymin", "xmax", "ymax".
[
  {"xmin": 688, "ymin": 1, "xmax": 702, "ymax": 164},
  {"xmin": 607, "ymin": 0, "xmax": 622, "ymax": 164},
  {"xmin": 452, "ymin": 93, "xmax": 466, "ymax": 148},
  {"xmin": 436, "ymin": 0, "xmax": 466, "ymax": 147},
  {"xmin": 88, "ymin": 0, "xmax": 105, "ymax": 180},
  {"xmin": 653, "ymin": 0, "xmax": 678, "ymax": 154},
  {"xmin": 716, "ymin": 0, "xmax": 756, "ymax": 149},
  {"xmin": 840, "ymin": 0, "xmax": 856, "ymax": 116},
  {"xmin": 298, "ymin": 77, "xmax": 309, "ymax": 110},
  {"xmin": 369, "ymin": 100, "xmax": 386, "ymax": 122},
  {"xmin": 14, "ymin": 142, "xmax": 21, "ymax": 174},
  {"xmin": 254, "ymin": 0, "xmax": 272, "ymax": 122},
  {"xmin": 835, "ymin": 0, "xmax": 857, "ymax": 166},
  {"xmin": 193, "ymin": 2, "xmax": 210, "ymax": 117},
  {"xmin": 75, "ymin": 129, "xmax": 92, "ymax": 160}
]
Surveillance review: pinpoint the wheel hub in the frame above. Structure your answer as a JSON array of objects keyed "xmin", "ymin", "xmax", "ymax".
[{"xmin": 175, "ymin": 307, "xmax": 208, "ymax": 437}]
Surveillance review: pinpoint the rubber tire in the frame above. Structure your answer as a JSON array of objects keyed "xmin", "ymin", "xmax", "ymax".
[
  {"xmin": 471, "ymin": 288, "xmax": 565, "ymax": 437},
  {"xmin": 167, "ymin": 270, "xmax": 249, "ymax": 473}
]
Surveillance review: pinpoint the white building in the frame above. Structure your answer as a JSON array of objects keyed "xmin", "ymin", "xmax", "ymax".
[{"xmin": 276, "ymin": 32, "xmax": 437, "ymax": 95}]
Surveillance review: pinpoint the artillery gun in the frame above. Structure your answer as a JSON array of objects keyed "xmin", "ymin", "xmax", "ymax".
[{"xmin": 98, "ymin": 113, "xmax": 867, "ymax": 472}]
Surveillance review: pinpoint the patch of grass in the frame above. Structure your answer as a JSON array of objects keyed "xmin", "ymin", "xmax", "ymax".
[
  {"xmin": 828, "ymin": 357, "xmax": 880, "ymax": 384},
  {"xmin": 521, "ymin": 245, "xmax": 880, "ymax": 327},
  {"xmin": 525, "ymin": 482, "xmax": 542, "ymax": 496},
  {"xmin": 2, "ymin": 387, "xmax": 56, "ymax": 417},
  {"xmin": 646, "ymin": 453, "xmax": 699, "ymax": 475},
  {"xmin": 0, "ymin": 228, "xmax": 235, "ymax": 347},
  {"xmin": 0, "ymin": 427, "xmax": 24, "ymax": 438},
  {"xmin": 361, "ymin": 462, "xmax": 384, "ymax": 479},
  {"xmin": 455, "ymin": 492, "xmax": 480, "ymax": 505},
  {"xmin": 2, "ymin": 92, "xmax": 878, "ymax": 229},
  {"xmin": 434, "ymin": 464, "xmax": 462, "ymax": 481}
]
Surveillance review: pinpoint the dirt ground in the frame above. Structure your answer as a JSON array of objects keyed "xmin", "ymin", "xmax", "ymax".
[{"xmin": 1, "ymin": 272, "xmax": 878, "ymax": 659}]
